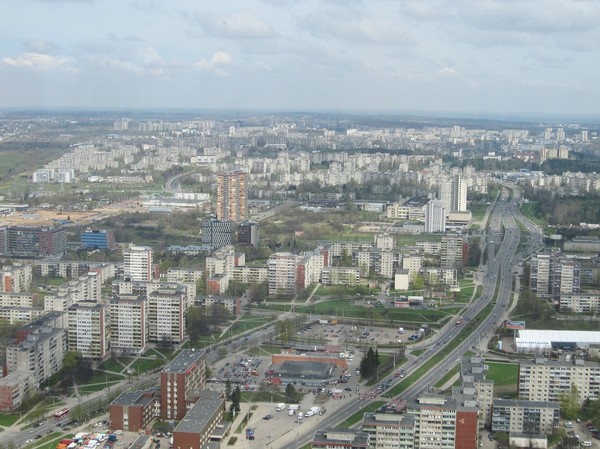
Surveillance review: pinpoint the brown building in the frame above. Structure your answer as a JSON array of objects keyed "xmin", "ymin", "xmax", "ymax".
[
  {"xmin": 172, "ymin": 390, "xmax": 226, "ymax": 449},
  {"xmin": 160, "ymin": 349, "xmax": 206, "ymax": 420},
  {"xmin": 109, "ymin": 390, "xmax": 158, "ymax": 432},
  {"xmin": 216, "ymin": 171, "xmax": 247, "ymax": 222}
]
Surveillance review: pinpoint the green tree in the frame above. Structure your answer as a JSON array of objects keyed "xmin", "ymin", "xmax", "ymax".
[
  {"xmin": 558, "ymin": 385, "xmax": 580, "ymax": 420},
  {"xmin": 229, "ymin": 386, "xmax": 241, "ymax": 413},
  {"xmin": 225, "ymin": 380, "xmax": 232, "ymax": 401},
  {"xmin": 285, "ymin": 383, "xmax": 300, "ymax": 403}
]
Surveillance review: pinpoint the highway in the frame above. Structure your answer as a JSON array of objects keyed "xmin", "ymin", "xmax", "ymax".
[{"xmin": 281, "ymin": 186, "xmax": 545, "ymax": 449}]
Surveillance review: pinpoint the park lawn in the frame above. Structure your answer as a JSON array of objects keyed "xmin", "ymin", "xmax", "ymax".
[
  {"xmin": 486, "ymin": 362, "xmax": 518, "ymax": 386},
  {"xmin": 295, "ymin": 300, "xmax": 459, "ymax": 324},
  {"xmin": 470, "ymin": 205, "xmax": 487, "ymax": 221},
  {"xmin": 0, "ymin": 414, "xmax": 20, "ymax": 426},
  {"xmin": 434, "ymin": 364, "xmax": 460, "ymax": 389},
  {"xmin": 246, "ymin": 345, "xmax": 282, "ymax": 357},
  {"xmin": 128, "ymin": 358, "xmax": 164, "ymax": 374},
  {"xmin": 79, "ymin": 381, "xmax": 121, "ymax": 395},
  {"xmin": 97, "ymin": 358, "xmax": 127, "ymax": 374}
]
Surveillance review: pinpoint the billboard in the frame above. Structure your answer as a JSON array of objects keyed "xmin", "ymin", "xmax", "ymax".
[{"xmin": 504, "ymin": 320, "xmax": 526, "ymax": 330}]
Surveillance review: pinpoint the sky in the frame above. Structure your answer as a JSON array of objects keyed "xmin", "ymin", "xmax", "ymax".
[{"xmin": 1, "ymin": 0, "xmax": 600, "ymax": 117}]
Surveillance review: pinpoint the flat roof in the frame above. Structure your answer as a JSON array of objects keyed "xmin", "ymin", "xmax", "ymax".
[
  {"xmin": 516, "ymin": 329, "xmax": 600, "ymax": 345},
  {"xmin": 493, "ymin": 398, "xmax": 559, "ymax": 409},
  {"xmin": 162, "ymin": 349, "xmax": 205, "ymax": 374},
  {"xmin": 111, "ymin": 390, "xmax": 154, "ymax": 407},
  {"xmin": 174, "ymin": 390, "xmax": 223, "ymax": 434}
]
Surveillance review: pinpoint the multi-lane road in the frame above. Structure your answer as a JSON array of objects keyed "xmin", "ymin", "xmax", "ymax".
[{"xmin": 281, "ymin": 186, "xmax": 545, "ymax": 448}]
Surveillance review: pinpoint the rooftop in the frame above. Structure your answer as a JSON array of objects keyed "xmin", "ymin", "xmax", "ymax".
[
  {"xmin": 162, "ymin": 349, "xmax": 205, "ymax": 374},
  {"xmin": 174, "ymin": 390, "xmax": 223, "ymax": 434}
]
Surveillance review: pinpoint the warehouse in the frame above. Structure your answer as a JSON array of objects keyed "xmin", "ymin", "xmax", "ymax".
[{"xmin": 515, "ymin": 329, "xmax": 600, "ymax": 353}]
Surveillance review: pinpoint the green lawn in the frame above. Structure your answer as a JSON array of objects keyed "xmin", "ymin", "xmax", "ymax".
[
  {"xmin": 128, "ymin": 358, "xmax": 164, "ymax": 374},
  {"xmin": 434, "ymin": 364, "xmax": 460, "ymax": 389},
  {"xmin": 485, "ymin": 362, "xmax": 518, "ymax": 386},
  {"xmin": 519, "ymin": 202, "xmax": 546, "ymax": 226},
  {"xmin": 0, "ymin": 414, "xmax": 20, "ymax": 426},
  {"xmin": 97, "ymin": 358, "xmax": 127, "ymax": 374}
]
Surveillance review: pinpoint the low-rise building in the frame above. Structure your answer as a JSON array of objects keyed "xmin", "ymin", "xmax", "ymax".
[
  {"xmin": 491, "ymin": 399, "xmax": 559, "ymax": 435},
  {"xmin": 0, "ymin": 371, "xmax": 35, "ymax": 411},
  {"xmin": 109, "ymin": 390, "xmax": 159, "ymax": 432},
  {"xmin": 172, "ymin": 390, "xmax": 226, "ymax": 449}
]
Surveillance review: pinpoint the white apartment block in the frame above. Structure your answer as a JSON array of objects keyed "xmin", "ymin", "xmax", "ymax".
[
  {"xmin": 205, "ymin": 245, "xmax": 236, "ymax": 278},
  {"xmin": 415, "ymin": 241, "xmax": 441, "ymax": 255},
  {"xmin": 518, "ymin": 358, "xmax": 600, "ymax": 403},
  {"xmin": 401, "ymin": 255, "xmax": 423, "ymax": 280},
  {"xmin": 6, "ymin": 327, "xmax": 66, "ymax": 385},
  {"xmin": 268, "ymin": 252, "xmax": 297, "ymax": 297},
  {"xmin": 321, "ymin": 267, "xmax": 361, "ymax": 286},
  {"xmin": 0, "ymin": 306, "xmax": 44, "ymax": 324},
  {"xmin": 422, "ymin": 267, "xmax": 458, "ymax": 287},
  {"xmin": 110, "ymin": 294, "xmax": 149, "ymax": 355},
  {"xmin": 0, "ymin": 264, "xmax": 33, "ymax": 293},
  {"xmin": 232, "ymin": 265, "xmax": 268, "ymax": 284},
  {"xmin": 67, "ymin": 301, "xmax": 109, "ymax": 359},
  {"xmin": 559, "ymin": 294, "xmax": 600, "ymax": 313},
  {"xmin": 491, "ymin": 399, "xmax": 559, "ymax": 435},
  {"xmin": 166, "ymin": 267, "xmax": 204, "ymax": 284},
  {"xmin": 124, "ymin": 246, "xmax": 153, "ymax": 282},
  {"xmin": 0, "ymin": 292, "xmax": 33, "ymax": 308},
  {"xmin": 424, "ymin": 199, "xmax": 446, "ymax": 233},
  {"xmin": 374, "ymin": 234, "xmax": 395, "ymax": 250},
  {"xmin": 147, "ymin": 285, "xmax": 186, "ymax": 343}
]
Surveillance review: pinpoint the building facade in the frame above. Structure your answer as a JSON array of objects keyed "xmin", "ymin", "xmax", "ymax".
[
  {"xmin": 67, "ymin": 301, "xmax": 109, "ymax": 359},
  {"xmin": 216, "ymin": 171, "xmax": 247, "ymax": 222},
  {"xmin": 160, "ymin": 350, "xmax": 207, "ymax": 420}
]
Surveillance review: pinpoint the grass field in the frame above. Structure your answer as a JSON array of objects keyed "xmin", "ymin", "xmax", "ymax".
[
  {"xmin": 434, "ymin": 364, "xmax": 460, "ymax": 389},
  {"xmin": 97, "ymin": 358, "xmax": 127, "ymax": 374},
  {"xmin": 485, "ymin": 361, "xmax": 518, "ymax": 386},
  {"xmin": 519, "ymin": 202, "xmax": 546, "ymax": 226},
  {"xmin": 128, "ymin": 358, "xmax": 164, "ymax": 374},
  {"xmin": 0, "ymin": 414, "xmax": 20, "ymax": 426},
  {"xmin": 338, "ymin": 401, "xmax": 386, "ymax": 429}
]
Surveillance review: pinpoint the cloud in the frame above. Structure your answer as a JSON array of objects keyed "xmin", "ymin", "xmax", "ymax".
[
  {"xmin": 438, "ymin": 67, "xmax": 459, "ymax": 78},
  {"xmin": 297, "ymin": 12, "xmax": 414, "ymax": 45},
  {"xmin": 193, "ymin": 51, "xmax": 232, "ymax": 75},
  {"xmin": 194, "ymin": 11, "xmax": 276, "ymax": 39},
  {"xmin": 24, "ymin": 39, "xmax": 62, "ymax": 54},
  {"xmin": 92, "ymin": 57, "xmax": 144, "ymax": 75},
  {"xmin": 1, "ymin": 52, "xmax": 73, "ymax": 71}
]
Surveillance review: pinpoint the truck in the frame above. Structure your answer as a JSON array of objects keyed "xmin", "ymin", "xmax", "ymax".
[
  {"xmin": 304, "ymin": 406, "xmax": 321, "ymax": 417},
  {"xmin": 318, "ymin": 319, "xmax": 328, "ymax": 325},
  {"xmin": 287, "ymin": 404, "xmax": 300, "ymax": 411},
  {"xmin": 398, "ymin": 327, "xmax": 404, "ymax": 334},
  {"xmin": 276, "ymin": 403, "xmax": 286, "ymax": 411}
]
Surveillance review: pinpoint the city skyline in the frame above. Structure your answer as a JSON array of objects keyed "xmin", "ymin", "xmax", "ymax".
[{"xmin": 1, "ymin": 0, "xmax": 600, "ymax": 118}]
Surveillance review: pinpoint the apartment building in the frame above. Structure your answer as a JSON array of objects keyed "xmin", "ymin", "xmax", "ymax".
[
  {"xmin": 0, "ymin": 264, "xmax": 33, "ymax": 293},
  {"xmin": 312, "ymin": 429, "xmax": 370, "ymax": 449},
  {"xmin": 6, "ymin": 326, "xmax": 66, "ymax": 385},
  {"xmin": 268, "ymin": 252, "xmax": 298, "ymax": 297},
  {"xmin": 124, "ymin": 246, "xmax": 153, "ymax": 282},
  {"xmin": 461, "ymin": 357, "xmax": 494, "ymax": 429},
  {"xmin": 361, "ymin": 394, "xmax": 478, "ymax": 449},
  {"xmin": 321, "ymin": 267, "xmax": 361, "ymax": 286},
  {"xmin": 172, "ymin": 390, "xmax": 226, "ymax": 449},
  {"xmin": 216, "ymin": 170, "xmax": 247, "ymax": 222},
  {"xmin": 529, "ymin": 252, "xmax": 581, "ymax": 300},
  {"xmin": 518, "ymin": 358, "xmax": 600, "ymax": 403},
  {"xmin": 231, "ymin": 265, "xmax": 268, "ymax": 284},
  {"xmin": 0, "ymin": 371, "xmax": 35, "ymax": 412},
  {"xmin": 354, "ymin": 249, "xmax": 397, "ymax": 279},
  {"xmin": 440, "ymin": 235, "xmax": 464, "ymax": 273},
  {"xmin": 109, "ymin": 294, "xmax": 148, "ymax": 355},
  {"xmin": 160, "ymin": 349, "xmax": 207, "ymax": 420},
  {"xmin": 491, "ymin": 399, "xmax": 559, "ymax": 435},
  {"xmin": 424, "ymin": 199, "xmax": 446, "ymax": 233},
  {"xmin": 0, "ymin": 226, "xmax": 67, "ymax": 258},
  {"xmin": 559, "ymin": 293, "xmax": 600, "ymax": 313},
  {"xmin": 147, "ymin": 285, "xmax": 186, "ymax": 344},
  {"xmin": 67, "ymin": 301, "xmax": 109, "ymax": 360}
]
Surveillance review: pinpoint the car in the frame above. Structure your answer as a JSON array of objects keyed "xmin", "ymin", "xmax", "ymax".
[
  {"xmin": 25, "ymin": 440, "xmax": 33, "ymax": 444},
  {"xmin": 35, "ymin": 435, "xmax": 43, "ymax": 440},
  {"xmin": 262, "ymin": 414, "xmax": 273, "ymax": 420},
  {"xmin": 580, "ymin": 442, "xmax": 592, "ymax": 447}
]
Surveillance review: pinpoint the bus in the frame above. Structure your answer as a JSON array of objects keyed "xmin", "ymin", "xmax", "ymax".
[{"xmin": 54, "ymin": 408, "xmax": 69, "ymax": 420}]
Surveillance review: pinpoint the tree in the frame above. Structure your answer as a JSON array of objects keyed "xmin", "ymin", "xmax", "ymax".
[
  {"xmin": 225, "ymin": 380, "xmax": 232, "ymax": 401},
  {"xmin": 229, "ymin": 386, "xmax": 241, "ymax": 413},
  {"xmin": 559, "ymin": 385, "xmax": 580, "ymax": 420},
  {"xmin": 360, "ymin": 347, "xmax": 378, "ymax": 379},
  {"xmin": 285, "ymin": 383, "xmax": 300, "ymax": 403}
]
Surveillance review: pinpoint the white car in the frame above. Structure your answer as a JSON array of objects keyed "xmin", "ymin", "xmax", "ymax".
[{"xmin": 25, "ymin": 440, "xmax": 34, "ymax": 444}]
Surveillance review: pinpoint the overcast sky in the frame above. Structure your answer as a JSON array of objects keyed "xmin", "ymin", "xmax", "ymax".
[{"xmin": 1, "ymin": 0, "xmax": 599, "ymax": 117}]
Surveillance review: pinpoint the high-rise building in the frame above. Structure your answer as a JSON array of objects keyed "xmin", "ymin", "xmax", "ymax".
[
  {"xmin": 123, "ymin": 246, "xmax": 153, "ymax": 282},
  {"xmin": 237, "ymin": 221, "xmax": 259, "ymax": 246},
  {"xmin": 200, "ymin": 218, "xmax": 234, "ymax": 250},
  {"xmin": 67, "ymin": 301, "xmax": 109, "ymax": 360},
  {"xmin": 0, "ymin": 226, "xmax": 66, "ymax": 258},
  {"xmin": 147, "ymin": 285, "xmax": 187, "ymax": 344},
  {"xmin": 160, "ymin": 349, "xmax": 207, "ymax": 420},
  {"xmin": 424, "ymin": 199, "xmax": 446, "ymax": 233},
  {"xmin": 216, "ymin": 171, "xmax": 247, "ymax": 222},
  {"xmin": 491, "ymin": 399, "xmax": 559, "ymax": 435},
  {"xmin": 268, "ymin": 252, "xmax": 298, "ymax": 297},
  {"xmin": 109, "ymin": 293, "xmax": 149, "ymax": 354},
  {"xmin": 438, "ymin": 175, "xmax": 467, "ymax": 213}
]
